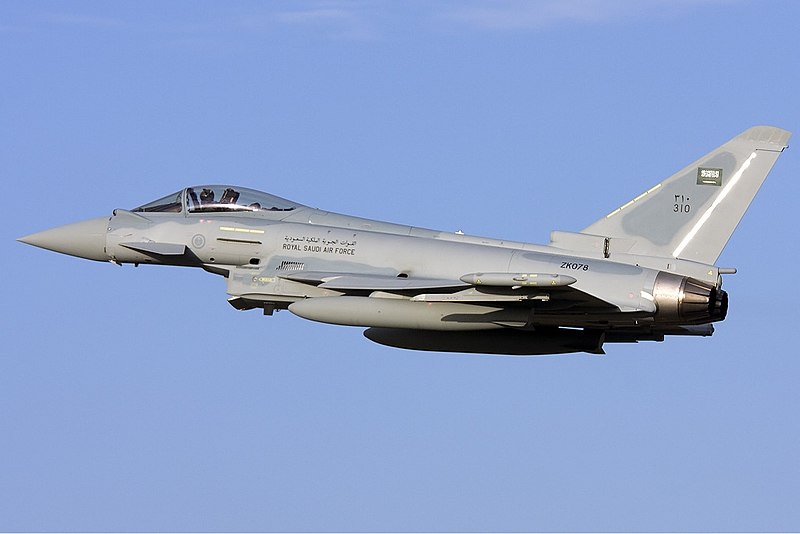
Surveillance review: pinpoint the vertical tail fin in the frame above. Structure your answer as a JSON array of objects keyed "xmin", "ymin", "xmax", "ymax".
[{"xmin": 583, "ymin": 126, "xmax": 790, "ymax": 264}]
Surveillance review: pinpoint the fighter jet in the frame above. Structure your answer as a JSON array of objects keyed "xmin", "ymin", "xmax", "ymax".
[{"xmin": 18, "ymin": 126, "xmax": 790, "ymax": 355}]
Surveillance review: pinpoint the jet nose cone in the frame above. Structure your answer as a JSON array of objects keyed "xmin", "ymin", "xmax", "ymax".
[{"xmin": 18, "ymin": 216, "xmax": 110, "ymax": 261}]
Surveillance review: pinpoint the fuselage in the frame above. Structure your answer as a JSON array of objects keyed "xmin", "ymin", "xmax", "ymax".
[{"xmin": 80, "ymin": 186, "xmax": 722, "ymax": 332}]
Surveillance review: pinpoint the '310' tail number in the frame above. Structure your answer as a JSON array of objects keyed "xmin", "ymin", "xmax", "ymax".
[{"xmin": 561, "ymin": 261, "xmax": 589, "ymax": 271}]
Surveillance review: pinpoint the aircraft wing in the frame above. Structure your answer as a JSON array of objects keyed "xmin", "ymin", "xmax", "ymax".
[{"xmin": 279, "ymin": 270, "xmax": 644, "ymax": 312}]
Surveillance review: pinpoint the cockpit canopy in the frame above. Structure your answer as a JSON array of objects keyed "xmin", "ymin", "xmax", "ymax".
[{"xmin": 132, "ymin": 186, "xmax": 300, "ymax": 214}]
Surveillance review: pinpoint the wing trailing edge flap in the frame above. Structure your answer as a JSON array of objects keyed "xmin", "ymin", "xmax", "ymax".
[{"xmin": 578, "ymin": 287, "xmax": 656, "ymax": 314}]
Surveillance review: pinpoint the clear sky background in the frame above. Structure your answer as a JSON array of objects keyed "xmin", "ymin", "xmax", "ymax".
[{"xmin": 2, "ymin": 1, "xmax": 799, "ymax": 531}]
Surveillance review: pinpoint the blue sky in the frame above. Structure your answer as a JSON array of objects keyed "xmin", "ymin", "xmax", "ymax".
[{"xmin": 2, "ymin": 1, "xmax": 799, "ymax": 531}]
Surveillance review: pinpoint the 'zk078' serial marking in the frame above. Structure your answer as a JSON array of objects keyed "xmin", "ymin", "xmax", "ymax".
[{"xmin": 561, "ymin": 262, "xmax": 589, "ymax": 271}]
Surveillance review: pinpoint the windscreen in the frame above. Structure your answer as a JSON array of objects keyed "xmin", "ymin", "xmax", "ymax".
[{"xmin": 132, "ymin": 191, "xmax": 183, "ymax": 213}]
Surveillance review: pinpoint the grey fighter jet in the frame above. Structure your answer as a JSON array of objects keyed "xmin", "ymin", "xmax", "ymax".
[{"xmin": 18, "ymin": 126, "xmax": 791, "ymax": 355}]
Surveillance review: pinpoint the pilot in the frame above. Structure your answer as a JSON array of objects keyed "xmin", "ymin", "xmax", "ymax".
[
  {"xmin": 220, "ymin": 188, "xmax": 240, "ymax": 204},
  {"xmin": 248, "ymin": 202, "xmax": 262, "ymax": 210},
  {"xmin": 200, "ymin": 188, "xmax": 215, "ymax": 205}
]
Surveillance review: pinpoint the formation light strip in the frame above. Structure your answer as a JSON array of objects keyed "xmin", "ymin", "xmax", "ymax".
[
  {"xmin": 672, "ymin": 152, "xmax": 757, "ymax": 258},
  {"xmin": 220, "ymin": 226, "xmax": 265, "ymax": 234}
]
